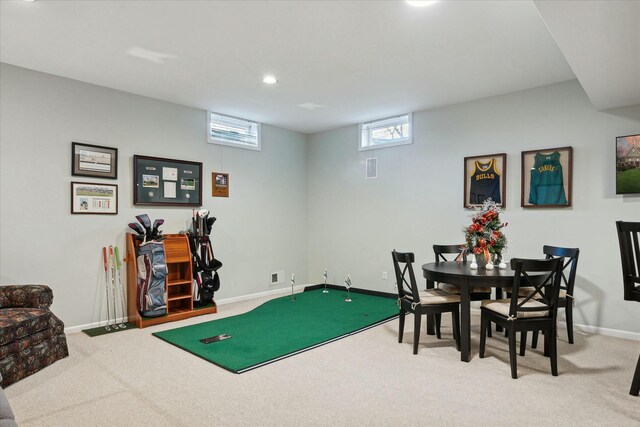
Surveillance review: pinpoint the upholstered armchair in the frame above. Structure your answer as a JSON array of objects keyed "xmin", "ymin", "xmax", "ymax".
[{"xmin": 0, "ymin": 285, "xmax": 69, "ymax": 387}]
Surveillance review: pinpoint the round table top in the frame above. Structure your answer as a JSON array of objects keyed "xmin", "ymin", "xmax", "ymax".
[{"xmin": 421, "ymin": 261, "xmax": 523, "ymax": 286}]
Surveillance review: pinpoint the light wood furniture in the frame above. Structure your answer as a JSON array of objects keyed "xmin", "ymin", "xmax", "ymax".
[{"xmin": 125, "ymin": 233, "xmax": 216, "ymax": 328}]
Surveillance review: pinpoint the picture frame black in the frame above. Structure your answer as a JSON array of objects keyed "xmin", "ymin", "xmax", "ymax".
[
  {"xmin": 71, "ymin": 181, "xmax": 118, "ymax": 215},
  {"xmin": 133, "ymin": 155, "xmax": 202, "ymax": 206},
  {"xmin": 463, "ymin": 153, "xmax": 506, "ymax": 208},
  {"xmin": 521, "ymin": 146, "xmax": 573, "ymax": 208},
  {"xmin": 616, "ymin": 134, "xmax": 640, "ymax": 194},
  {"xmin": 72, "ymin": 142, "xmax": 118, "ymax": 179}
]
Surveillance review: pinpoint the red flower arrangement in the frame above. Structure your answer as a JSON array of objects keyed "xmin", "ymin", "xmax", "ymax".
[{"xmin": 464, "ymin": 199, "xmax": 507, "ymax": 263}]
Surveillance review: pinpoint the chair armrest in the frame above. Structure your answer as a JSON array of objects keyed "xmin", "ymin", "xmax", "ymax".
[{"xmin": 0, "ymin": 285, "xmax": 53, "ymax": 309}]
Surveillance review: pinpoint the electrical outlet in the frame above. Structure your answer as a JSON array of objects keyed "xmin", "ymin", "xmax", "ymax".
[{"xmin": 382, "ymin": 271, "xmax": 388, "ymax": 280}]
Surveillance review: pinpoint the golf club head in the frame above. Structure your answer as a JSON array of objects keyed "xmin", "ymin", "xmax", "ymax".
[
  {"xmin": 135, "ymin": 214, "xmax": 152, "ymax": 236},
  {"xmin": 205, "ymin": 216, "xmax": 216, "ymax": 235},
  {"xmin": 197, "ymin": 208, "xmax": 209, "ymax": 218},
  {"xmin": 128, "ymin": 223, "xmax": 145, "ymax": 235},
  {"xmin": 149, "ymin": 219, "xmax": 165, "ymax": 241}
]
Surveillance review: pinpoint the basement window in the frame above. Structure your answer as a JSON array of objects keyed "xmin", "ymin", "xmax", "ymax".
[
  {"xmin": 208, "ymin": 112, "xmax": 261, "ymax": 151},
  {"xmin": 359, "ymin": 113, "xmax": 412, "ymax": 151}
]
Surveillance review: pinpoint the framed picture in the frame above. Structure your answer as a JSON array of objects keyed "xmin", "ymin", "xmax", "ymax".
[
  {"xmin": 71, "ymin": 182, "xmax": 118, "ymax": 214},
  {"xmin": 463, "ymin": 153, "xmax": 506, "ymax": 208},
  {"xmin": 616, "ymin": 134, "xmax": 640, "ymax": 194},
  {"xmin": 212, "ymin": 172, "xmax": 229, "ymax": 197},
  {"xmin": 133, "ymin": 155, "xmax": 202, "ymax": 206},
  {"xmin": 72, "ymin": 142, "xmax": 118, "ymax": 179},
  {"xmin": 521, "ymin": 146, "xmax": 573, "ymax": 208}
]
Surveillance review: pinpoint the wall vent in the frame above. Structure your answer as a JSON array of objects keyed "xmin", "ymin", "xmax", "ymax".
[
  {"xmin": 366, "ymin": 157, "xmax": 377, "ymax": 179},
  {"xmin": 271, "ymin": 270, "xmax": 284, "ymax": 285}
]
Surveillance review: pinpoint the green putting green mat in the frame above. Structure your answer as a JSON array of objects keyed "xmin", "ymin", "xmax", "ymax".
[{"xmin": 153, "ymin": 288, "xmax": 397, "ymax": 373}]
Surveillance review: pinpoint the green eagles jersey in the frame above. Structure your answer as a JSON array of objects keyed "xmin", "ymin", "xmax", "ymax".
[{"xmin": 529, "ymin": 151, "xmax": 567, "ymax": 205}]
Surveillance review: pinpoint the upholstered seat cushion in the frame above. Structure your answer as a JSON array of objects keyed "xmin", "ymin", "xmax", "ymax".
[
  {"xmin": 418, "ymin": 289, "xmax": 461, "ymax": 305},
  {"xmin": 0, "ymin": 308, "xmax": 51, "ymax": 346},
  {"xmin": 438, "ymin": 282, "xmax": 492, "ymax": 294},
  {"xmin": 481, "ymin": 298, "xmax": 549, "ymax": 318}
]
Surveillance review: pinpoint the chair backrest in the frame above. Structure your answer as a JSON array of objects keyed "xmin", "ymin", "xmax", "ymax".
[
  {"xmin": 543, "ymin": 245, "xmax": 580, "ymax": 299},
  {"xmin": 392, "ymin": 250, "xmax": 420, "ymax": 303},
  {"xmin": 509, "ymin": 257, "xmax": 564, "ymax": 320},
  {"xmin": 616, "ymin": 221, "xmax": 640, "ymax": 302},
  {"xmin": 433, "ymin": 244, "xmax": 467, "ymax": 263}
]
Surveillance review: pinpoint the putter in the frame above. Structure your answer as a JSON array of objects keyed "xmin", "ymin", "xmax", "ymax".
[
  {"xmin": 108, "ymin": 246, "xmax": 119, "ymax": 329},
  {"xmin": 114, "ymin": 246, "xmax": 127, "ymax": 328},
  {"xmin": 102, "ymin": 247, "xmax": 112, "ymax": 331}
]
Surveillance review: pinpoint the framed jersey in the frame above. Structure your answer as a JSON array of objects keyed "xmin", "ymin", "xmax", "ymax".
[
  {"xmin": 463, "ymin": 153, "xmax": 506, "ymax": 208},
  {"xmin": 521, "ymin": 146, "xmax": 573, "ymax": 208}
]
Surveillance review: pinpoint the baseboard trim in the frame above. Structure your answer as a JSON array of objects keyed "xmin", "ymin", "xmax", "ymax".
[
  {"xmin": 66, "ymin": 285, "xmax": 310, "ymax": 334},
  {"xmin": 469, "ymin": 307, "xmax": 640, "ymax": 342},
  {"xmin": 215, "ymin": 284, "xmax": 308, "ymax": 306},
  {"xmin": 68, "ymin": 290, "xmax": 640, "ymax": 342}
]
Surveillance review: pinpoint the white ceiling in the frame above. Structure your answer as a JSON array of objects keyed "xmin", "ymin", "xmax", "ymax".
[
  {"xmin": 0, "ymin": 1, "xmax": 633, "ymax": 134},
  {"xmin": 534, "ymin": 0, "xmax": 640, "ymax": 111}
]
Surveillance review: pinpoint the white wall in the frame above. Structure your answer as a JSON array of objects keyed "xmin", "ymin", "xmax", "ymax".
[
  {"xmin": 2, "ymin": 65, "xmax": 640, "ymax": 336},
  {"xmin": 307, "ymin": 80, "xmax": 640, "ymax": 334},
  {"xmin": 0, "ymin": 64, "xmax": 308, "ymax": 328}
]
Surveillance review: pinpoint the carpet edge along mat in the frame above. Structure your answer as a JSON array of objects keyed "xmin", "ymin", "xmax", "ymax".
[{"xmin": 152, "ymin": 289, "xmax": 397, "ymax": 373}]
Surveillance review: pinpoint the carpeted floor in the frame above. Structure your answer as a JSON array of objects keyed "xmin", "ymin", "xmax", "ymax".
[{"xmin": 4, "ymin": 292, "xmax": 640, "ymax": 426}]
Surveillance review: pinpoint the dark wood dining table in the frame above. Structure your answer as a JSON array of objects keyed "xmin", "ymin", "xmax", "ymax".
[{"xmin": 422, "ymin": 261, "xmax": 535, "ymax": 362}]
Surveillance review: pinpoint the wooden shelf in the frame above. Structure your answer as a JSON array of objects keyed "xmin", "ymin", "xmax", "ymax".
[
  {"xmin": 167, "ymin": 279, "xmax": 191, "ymax": 286},
  {"xmin": 126, "ymin": 233, "xmax": 217, "ymax": 328},
  {"xmin": 168, "ymin": 293, "xmax": 191, "ymax": 301}
]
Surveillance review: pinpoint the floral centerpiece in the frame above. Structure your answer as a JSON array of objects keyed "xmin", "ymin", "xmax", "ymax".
[{"xmin": 464, "ymin": 199, "xmax": 507, "ymax": 267}]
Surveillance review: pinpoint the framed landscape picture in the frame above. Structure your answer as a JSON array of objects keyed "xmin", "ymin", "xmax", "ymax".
[
  {"xmin": 463, "ymin": 153, "xmax": 506, "ymax": 208},
  {"xmin": 616, "ymin": 134, "xmax": 640, "ymax": 194},
  {"xmin": 72, "ymin": 142, "xmax": 118, "ymax": 179},
  {"xmin": 133, "ymin": 155, "xmax": 202, "ymax": 206},
  {"xmin": 521, "ymin": 146, "xmax": 573, "ymax": 208},
  {"xmin": 71, "ymin": 182, "xmax": 118, "ymax": 214}
]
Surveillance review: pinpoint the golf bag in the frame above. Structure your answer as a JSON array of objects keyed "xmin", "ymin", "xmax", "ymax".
[
  {"xmin": 129, "ymin": 214, "xmax": 167, "ymax": 317},
  {"xmin": 188, "ymin": 209, "xmax": 222, "ymax": 307}
]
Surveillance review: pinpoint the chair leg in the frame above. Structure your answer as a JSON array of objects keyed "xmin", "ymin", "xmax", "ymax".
[
  {"xmin": 452, "ymin": 307, "xmax": 461, "ymax": 351},
  {"xmin": 434, "ymin": 313, "xmax": 442, "ymax": 339},
  {"xmin": 543, "ymin": 330, "xmax": 550, "ymax": 357},
  {"xmin": 508, "ymin": 326, "xmax": 518, "ymax": 379},
  {"xmin": 550, "ymin": 328, "xmax": 558, "ymax": 376},
  {"xmin": 531, "ymin": 331, "xmax": 539, "ymax": 349},
  {"xmin": 631, "ymin": 353, "xmax": 640, "ymax": 396},
  {"xmin": 566, "ymin": 304, "xmax": 574, "ymax": 344},
  {"xmin": 520, "ymin": 331, "xmax": 528, "ymax": 356},
  {"xmin": 479, "ymin": 313, "xmax": 487, "ymax": 358},
  {"xmin": 398, "ymin": 309, "xmax": 405, "ymax": 343},
  {"xmin": 413, "ymin": 313, "xmax": 421, "ymax": 355}
]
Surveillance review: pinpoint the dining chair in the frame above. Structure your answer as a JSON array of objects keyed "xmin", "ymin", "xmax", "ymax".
[
  {"xmin": 433, "ymin": 244, "xmax": 493, "ymax": 299},
  {"xmin": 525, "ymin": 246, "xmax": 581, "ymax": 351},
  {"xmin": 616, "ymin": 220, "xmax": 640, "ymax": 396},
  {"xmin": 392, "ymin": 250, "xmax": 461, "ymax": 354},
  {"xmin": 479, "ymin": 257, "xmax": 563, "ymax": 379}
]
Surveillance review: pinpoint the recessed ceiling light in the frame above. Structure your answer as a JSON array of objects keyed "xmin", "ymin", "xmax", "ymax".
[
  {"xmin": 406, "ymin": 1, "xmax": 438, "ymax": 7},
  {"xmin": 262, "ymin": 75, "xmax": 278, "ymax": 85}
]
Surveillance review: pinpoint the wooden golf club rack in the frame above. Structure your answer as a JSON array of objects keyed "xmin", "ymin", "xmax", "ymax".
[{"xmin": 125, "ymin": 233, "xmax": 217, "ymax": 328}]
